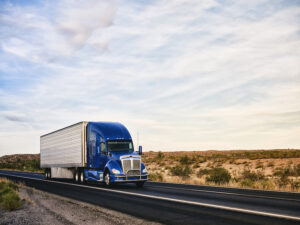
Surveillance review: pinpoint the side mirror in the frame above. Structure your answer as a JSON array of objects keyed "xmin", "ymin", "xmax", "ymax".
[{"xmin": 138, "ymin": 146, "xmax": 143, "ymax": 155}]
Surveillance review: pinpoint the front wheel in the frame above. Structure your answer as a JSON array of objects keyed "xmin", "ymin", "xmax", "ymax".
[
  {"xmin": 136, "ymin": 181, "xmax": 145, "ymax": 188},
  {"xmin": 104, "ymin": 171, "xmax": 112, "ymax": 187}
]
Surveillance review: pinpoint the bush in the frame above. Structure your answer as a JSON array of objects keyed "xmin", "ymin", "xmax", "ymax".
[
  {"xmin": 241, "ymin": 170, "xmax": 265, "ymax": 182},
  {"xmin": 170, "ymin": 165, "xmax": 192, "ymax": 178},
  {"xmin": 205, "ymin": 168, "xmax": 231, "ymax": 184},
  {"xmin": 149, "ymin": 172, "xmax": 164, "ymax": 182},
  {"xmin": 1, "ymin": 191, "xmax": 21, "ymax": 211},
  {"xmin": 197, "ymin": 169, "xmax": 210, "ymax": 178},
  {"xmin": 240, "ymin": 179, "xmax": 255, "ymax": 188},
  {"xmin": 179, "ymin": 155, "xmax": 190, "ymax": 165},
  {"xmin": 157, "ymin": 151, "xmax": 164, "ymax": 160},
  {"xmin": 0, "ymin": 180, "xmax": 21, "ymax": 211}
]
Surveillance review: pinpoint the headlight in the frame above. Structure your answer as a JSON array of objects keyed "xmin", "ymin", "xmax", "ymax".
[
  {"xmin": 142, "ymin": 168, "xmax": 147, "ymax": 173},
  {"xmin": 112, "ymin": 168, "xmax": 120, "ymax": 174}
]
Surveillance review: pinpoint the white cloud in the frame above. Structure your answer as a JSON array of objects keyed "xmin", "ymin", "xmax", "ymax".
[{"xmin": 0, "ymin": 0, "xmax": 299, "ymax": 156}]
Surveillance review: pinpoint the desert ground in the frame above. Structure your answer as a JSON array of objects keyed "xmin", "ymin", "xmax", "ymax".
[{"xmin": 143, "ymin": 149, "xmax": 300, "ymax": 192}]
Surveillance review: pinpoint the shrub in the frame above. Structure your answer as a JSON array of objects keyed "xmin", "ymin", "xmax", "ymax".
[
  {"xmin": 241, "ymin": 170, "xmax": 265, "ymax": 182},
  {"xmin": 260, "ymin": 179, "xmax": 274, "ymax": 190},
  {"xmin": 0, "ymin": 180, "xmax": 21, "ymax": 211},
  {"xmin": 179, "ymin": 155, "xmax": 190, "ymax": 165},
  {"xmin": 240, "ymin": 179, "xmax": 255, "ymax": 188},
  {"xmin": 1, "ymin": 191, "xmax": 21, "ymax": 211},
  {"xmin": 170, "ymin": 165, "xmax": 192, "ymax": 178},
  {"xmin": 205, "ymin": 168, "xmax": 231, "ymax": 184},
  {"xmin": 289, "ymin": 180, "xmax": 300, "ymax": 191},
  {"xmin": 148, "ymin": 172, "xmax": 164, "ymax": 182},
  {"xmin": 197, "ymin": 169, "xmax": 210, "ymax": 178},
  {"xmin": 157, "ymin": 151, "xmax": 164, "ymax": 160}
]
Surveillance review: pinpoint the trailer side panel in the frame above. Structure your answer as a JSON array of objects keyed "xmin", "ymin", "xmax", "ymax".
[{"xmin": 40, "ymin": 122, "xmax": 87, "ymax": 168}]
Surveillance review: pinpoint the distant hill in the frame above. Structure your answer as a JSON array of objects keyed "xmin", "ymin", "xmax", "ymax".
[{"xmin": 0, "ymin": 153, "xmax": 41, "ymax": 172}]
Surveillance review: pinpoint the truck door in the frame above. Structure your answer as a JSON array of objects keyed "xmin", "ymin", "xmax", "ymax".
[
  {"xmin": 88, "ymin": 132, "xmax": 96, "ymax": 168},
  {"xmin": 99, "ymin": 137, "xmax": 108, "ymax": 170},
  {"xmin": 93, "ymin": 134, "xmax": 101, "ymax": 169}
]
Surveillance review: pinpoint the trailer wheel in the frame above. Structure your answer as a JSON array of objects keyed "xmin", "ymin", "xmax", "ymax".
[
  {"xmin": 104, "ymin": 171, "xmax": 111, "ymax": 187},
  {"xmin": 75, "ymin": 170, "xmax": 79, "ymax": 183},
  {"xmin": 45, "ymin": 170, "xmax": 48, "ymax": 179}
]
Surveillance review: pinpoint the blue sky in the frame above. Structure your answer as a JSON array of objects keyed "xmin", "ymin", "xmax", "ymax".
[{"xmin": 0, "ymin": 0, "xmax": 300, "ymax": 156}]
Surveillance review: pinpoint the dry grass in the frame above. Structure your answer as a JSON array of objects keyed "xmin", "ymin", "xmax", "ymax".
[{"xmin": 143, "ymin": 149, "xmax": 300, "ymax": 192}]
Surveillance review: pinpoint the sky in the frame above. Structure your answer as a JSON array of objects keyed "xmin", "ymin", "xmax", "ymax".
[{"xmin": 0, "ymin": 0, "xmax": 300, "ymax": 156}]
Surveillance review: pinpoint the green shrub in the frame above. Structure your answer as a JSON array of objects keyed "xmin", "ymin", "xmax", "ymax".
[
  {"xmin": 149, "ymin": 172, "xmax": 164, "ymax": 182},
  {"xmin": 205, "ymin": 167, "xmax": 231, "ymax": 184},
  {"xmin": 240, "ymin": 179, "xmax": 255, "ymax": 188},
  {"xmin": 0, "ymin": 180, "xmax": 21, "ymax": 211},
  {"xmin": 197, "ymin": 169, "xmax": 210, "ymax": 178},
  {"xmin": 241, "ymin": 170, "xmax": 265, "ymax": 182},
  {"xmin": 179, "ymin": 155, "xmax": 190, "ymax": 165},
  {"xmin": 170, "ymin": 165, "xmax": 192, "ymax": 178},
  {"xmin": 1, "ymin": 191, "xmax": 21, "ymax": 211},
  {"xmin": 157, "ymin": 151, "xmax": 164, "ymax": 160}
]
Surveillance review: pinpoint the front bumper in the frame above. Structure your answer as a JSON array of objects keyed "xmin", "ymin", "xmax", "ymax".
[{"xmin": 113, "ymin": 173, "xmax": 148, "ymax": 183}]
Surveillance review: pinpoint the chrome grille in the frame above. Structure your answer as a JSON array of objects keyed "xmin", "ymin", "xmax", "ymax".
[
  {"xmin": 121, "ymin": 158, "xmax": 141, "ymax": 175},
  {"xmin": 127, "ymin": 170, "xmax": 140, "ymax": 176}
]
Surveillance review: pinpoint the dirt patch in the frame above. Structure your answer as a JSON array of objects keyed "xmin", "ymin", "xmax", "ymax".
[{"xmin": 0, "ymin": 187, "xmax": 161, "ymax": 225}]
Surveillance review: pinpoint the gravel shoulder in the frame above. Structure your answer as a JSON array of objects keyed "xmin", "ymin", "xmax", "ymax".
[{"xmin": 0, "ymin": 187, "xmax": 161, "ymax": 225}]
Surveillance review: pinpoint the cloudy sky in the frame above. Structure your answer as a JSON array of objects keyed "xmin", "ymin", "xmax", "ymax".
[{"xmin": 0, "ymin": 0, "xmax": 299, "ymax": 156}]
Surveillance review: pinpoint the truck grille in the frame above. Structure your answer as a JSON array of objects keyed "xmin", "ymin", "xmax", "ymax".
[{"xmin": 122, "ymin": 158, "xmax": 141, "ymax": 175}]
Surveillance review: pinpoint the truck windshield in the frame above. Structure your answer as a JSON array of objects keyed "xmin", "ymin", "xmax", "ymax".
[{"xmin": 107, "ymin": 141, "xmax": 134, "ymax": 152}]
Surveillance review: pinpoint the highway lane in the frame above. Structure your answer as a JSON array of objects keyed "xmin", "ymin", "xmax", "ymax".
[{"xmin": 1, "ymin": 170, "xmax": 300, "ymax": 225}]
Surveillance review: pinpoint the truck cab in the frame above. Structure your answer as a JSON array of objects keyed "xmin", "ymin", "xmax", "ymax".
[{"xmin": 85, "ymin": 122, "xmax": 148, "ymax": 187}]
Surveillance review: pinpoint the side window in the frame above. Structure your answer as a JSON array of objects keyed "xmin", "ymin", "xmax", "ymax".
[{"xmin": 100, "ymin": 142, "xmax": 106, "ymax": 153}]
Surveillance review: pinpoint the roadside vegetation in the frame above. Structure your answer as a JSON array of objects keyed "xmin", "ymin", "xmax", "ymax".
[
  {"xmin": 144, "ymin": 149, "xmax": 300, "ymax": 192},
  {"xmin": 0, "ymin": 154, "xmax": 42, "ymax": 173},
  {"xmin": 0, "ymin": 178, "xmax": 22, "ymax": 211}
]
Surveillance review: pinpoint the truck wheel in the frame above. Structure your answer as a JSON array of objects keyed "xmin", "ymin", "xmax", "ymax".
[
  {"xmin": 136, "ymin": 181, "xmax": 145, "ymax": 188},
  {"xmin": 45, "ymin": 170, "xmax": 48, "ymax": 179},
  {"xmin": 75, "ymin": 170, "xmax": 79, "ymax": 183},
  {"xmin": 104, "ymin": 171, "xmax": 111, "ymax": 187},
  {"xmin": 80, "ymin": 170, "xmax": 85, "ymax": 183}
]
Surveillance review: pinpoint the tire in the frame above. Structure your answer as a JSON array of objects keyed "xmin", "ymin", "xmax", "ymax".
[
  {"xmin": 136, "ymin": 181, "xmax": 145, "ymax": 188},
  {"xmin": 45, "ymin": 169, "xmax": 51, "ymax": 180},
  {"xmin": 75, "ymin": 169, "xmax": 79, "ymax": 183},
  {"xmin": 80, "ymin": 169, "xmax": 85, "ymax": 183},
  {"xmin": 104, "ymin": 171, "xmax": 112, "ymax": 187}
]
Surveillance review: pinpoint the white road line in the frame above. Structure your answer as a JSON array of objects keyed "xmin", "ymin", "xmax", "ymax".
[
  {"xmin": 1, "ymin": 172, "xmax": 300, "ymax": 221},
  {"xmin": 147, "ymin": 185, "xmax": 300, "ymax": 202}
]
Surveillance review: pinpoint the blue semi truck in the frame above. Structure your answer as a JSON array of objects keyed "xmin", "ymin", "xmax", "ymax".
[{"xmin": 40, "ymin": 121, "xmax": 148, "ymax": 187}]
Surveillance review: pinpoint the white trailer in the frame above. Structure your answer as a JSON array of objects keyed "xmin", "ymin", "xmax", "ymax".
[{"xmin": 40, "ymin": 122, "xmax": 88, "ymax": 178}]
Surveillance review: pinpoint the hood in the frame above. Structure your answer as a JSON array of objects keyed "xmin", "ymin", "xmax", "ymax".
[{"xmin": 109, "ymin": 151, "xmax": 140, "ymax": 161}]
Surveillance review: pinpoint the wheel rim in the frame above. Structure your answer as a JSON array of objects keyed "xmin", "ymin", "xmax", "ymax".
[{"xmin": 105, "ymin": 173, "xmax": 110, "ymax": 185}]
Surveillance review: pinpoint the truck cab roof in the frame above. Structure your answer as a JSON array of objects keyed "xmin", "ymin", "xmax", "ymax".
[{"xmin": 88, "ymin": 121, "xmax": 132, "ymax": 141}]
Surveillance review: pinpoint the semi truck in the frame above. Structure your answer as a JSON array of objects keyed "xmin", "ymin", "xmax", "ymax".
[{"xmin": 40, "ymin": 121, "xmax": 148, "ymax": 187}]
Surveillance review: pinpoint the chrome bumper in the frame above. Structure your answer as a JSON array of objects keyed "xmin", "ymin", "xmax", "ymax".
[{"xmin": 114, "ymin": 173, "xmax": 148, "ymax": 182}]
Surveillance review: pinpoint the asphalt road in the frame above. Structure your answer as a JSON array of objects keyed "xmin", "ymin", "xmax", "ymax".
[{"xmin": 1, "ymin": 170, "xmax": 300, "ymax": 225}]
